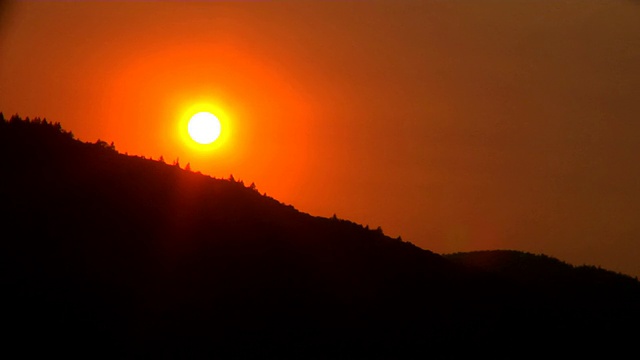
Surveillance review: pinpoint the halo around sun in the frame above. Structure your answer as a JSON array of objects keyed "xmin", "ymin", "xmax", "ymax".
[
  {"xmin": 177, "ymin": 102, "xmax": 231, "ymax": 153},
  {"xmin": 188, "ymin": 112, "xmax": 221, "ymax": 144}
]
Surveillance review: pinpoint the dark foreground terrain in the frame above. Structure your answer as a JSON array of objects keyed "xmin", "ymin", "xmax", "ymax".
[{"xmin": 1, "ymin": 114, "xmax": 639, "ymax": 357}]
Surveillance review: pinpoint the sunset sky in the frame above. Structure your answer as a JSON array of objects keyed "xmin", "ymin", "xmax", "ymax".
[{"xmin": 1, "ymin": 0, "xmax": 639, "ymax": 277}]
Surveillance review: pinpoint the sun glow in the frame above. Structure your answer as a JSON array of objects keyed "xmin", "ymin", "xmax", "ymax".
[
  {"xmin": 188, "ymin": 112, "xmax": 221, "ymax": 144},
  {"xmin": 177, "ymin": 102, "xmax": 232, "ymax": 153}
]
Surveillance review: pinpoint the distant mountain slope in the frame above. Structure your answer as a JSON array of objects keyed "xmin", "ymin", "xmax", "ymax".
[
  {"xmin": 446, "ymin": 250, "xmax": 637, "ymax": 285},
  {"xmin": 1, "ymin": 114, "xmax": 639, "ymax": 357},
  {"xmin": 446, "ymin": 250, "xmax": 640, "ymax": 312}
]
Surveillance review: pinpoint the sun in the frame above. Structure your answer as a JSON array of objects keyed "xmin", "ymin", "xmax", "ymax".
[
  {"xmin": 177, "ymin": 103, "xmax": 231, "ymax": 153},
  {"xmin": 187, "ymin": 112, "xmax": 221, "ymax": 144}
]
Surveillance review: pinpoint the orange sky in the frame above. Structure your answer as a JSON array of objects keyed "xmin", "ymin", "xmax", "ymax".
[{"xmin": 1, "ymin": 0, "xmax": 639, "ymax": 277}]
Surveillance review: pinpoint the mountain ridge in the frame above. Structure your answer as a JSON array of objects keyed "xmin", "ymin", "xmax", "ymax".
[{"xmin": 1, "ymin": 113, "xmax": 639, "ymax": 357}]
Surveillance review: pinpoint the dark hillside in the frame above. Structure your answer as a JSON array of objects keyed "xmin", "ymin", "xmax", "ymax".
[
  {"xmin": 446, "ymin": 250, "xmax": 638, "ymax": 287},
  {"xmin": 1, "ymin": 114, "xmax": 639, "ymax": 357}
]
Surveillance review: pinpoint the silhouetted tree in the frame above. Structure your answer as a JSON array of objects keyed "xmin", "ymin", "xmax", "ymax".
[
  {"xmin": 93, "ymin": 139, "xmax": 116, "ymax": 151},
  {"xmin": 185, "ymin": 163, "xmax": 191, "ymax": 171}
]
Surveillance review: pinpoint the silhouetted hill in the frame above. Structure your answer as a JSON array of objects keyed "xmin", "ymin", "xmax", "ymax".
[
  {"xmin": 1, "ymin": 114, "xmax": 639, "ymax": 357},
  {"xmin": 446, "ymin": 250, "xmax": 638, "ymax": 286}
]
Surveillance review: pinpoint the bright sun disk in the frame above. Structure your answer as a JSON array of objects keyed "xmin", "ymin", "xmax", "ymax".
[{"xmin": 188, "ymin": 112, "xmax": 221, "ymax": 144}]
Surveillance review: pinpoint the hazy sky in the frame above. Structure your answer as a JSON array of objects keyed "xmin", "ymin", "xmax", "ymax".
[{"xmin": 1, "ymin": 0, "xmax": 639, "ymax": 277}]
